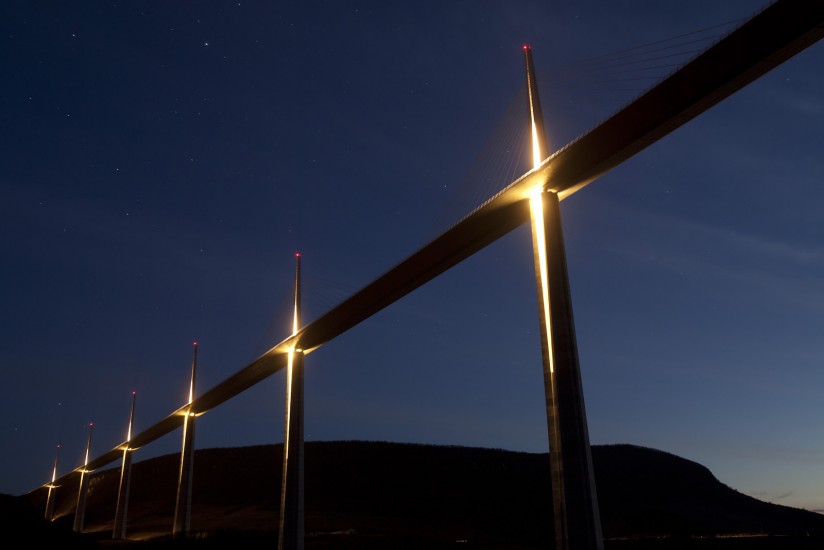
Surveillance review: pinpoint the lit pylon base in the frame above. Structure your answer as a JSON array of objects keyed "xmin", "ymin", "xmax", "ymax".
[
  {"xmin": 278, "ymin": 349, "xmax": 305, "ymax": 550},
  {"xmin": 113, "ymin": 449, "xmax": 134, "ymax": 539},
  {"xmin": 173, "ymin": 414, "xmax": 196, "ymax": 538},
  {"xmin": 44, "ymin": 486, "xmax": 56, "ymax": 521},
  {"xmin": 73, "ymin": 470, "xmax": 90, "ymax": 533},
  {"xmin": 530, "ymin": 190, "xmax": 603, "ymax": 550}
]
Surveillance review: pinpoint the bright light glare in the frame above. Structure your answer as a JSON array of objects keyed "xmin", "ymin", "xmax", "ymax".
[
  {"xmin": 292, "ymin": 305, "xmax": 299, "ymax": 335},
  {"xmin": 82, "ymin": 425, "xmax": 92, "ymax": 466},
  {"xmin": 529, "ymin": 187, "xmax": 555, "ymax": 374},
  {"xmin": 283, "ymin": 349, "xmax": 295, "ymax": 461},
  {"xmin": 531, "ymin": 121, "xmax": 542, "ymax": 169}
]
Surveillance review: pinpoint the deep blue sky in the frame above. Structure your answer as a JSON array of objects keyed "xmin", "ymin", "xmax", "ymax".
[{"xmin": 2, "ymin": 1, "xmax": 823, "ymax": 514}]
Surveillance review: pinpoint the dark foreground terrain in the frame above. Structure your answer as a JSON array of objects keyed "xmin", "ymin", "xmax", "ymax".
[{"xmin": 8, "ymin": 442, "xmax": 824, "ymax": 549}]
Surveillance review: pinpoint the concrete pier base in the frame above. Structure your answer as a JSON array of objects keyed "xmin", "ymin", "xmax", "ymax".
[
  {"xmin": 112, "ymin": 448, "xmax": 133, "ymax": 539},
  {"xmin": 172, "ymin": 412, "xmax": 196, "ymax": 537},
  {"xmin": 278, "ymin": 348, "xmax": 305, "ymax": 550},
  {"xmin": 530, "ymin": 190, "xmax": 603, "ymax": 550},
  {"xmin": 72, "ymin": 470, "xmax": 90, "ymax": 532}
]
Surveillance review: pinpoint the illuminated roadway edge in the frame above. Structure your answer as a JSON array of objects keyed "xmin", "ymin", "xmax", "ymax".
[{"xmin": 54, "ymin": 0, "xmax": 824, "ymax": 485}]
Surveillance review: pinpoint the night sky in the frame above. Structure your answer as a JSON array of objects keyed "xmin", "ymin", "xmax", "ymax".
[{"xmin": 2, "ymin": 1, "xmax": 823, "ymax": 515}]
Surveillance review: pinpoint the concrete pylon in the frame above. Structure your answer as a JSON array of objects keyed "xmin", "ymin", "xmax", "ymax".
[
  {"xmin": 523, "ymin": 45, "xmax": 603, "ymax": 550},
  {"xmin": 279, "ymin": 253, "xmax": 305, "ymax": 550},
  {"xmin": 73, "ymin": 422, "xmax": 94, "ymax": 533},
  {"xmin": 113, "ymin": 391, "xmax": 137, "ymax": 539},
  {"xmin": 173, "ymin": 342, "xmax": 198, "ymax": 538},
  {"xmin": 44, "ymin": 444, "xmax": 60, "ymax": 521}
]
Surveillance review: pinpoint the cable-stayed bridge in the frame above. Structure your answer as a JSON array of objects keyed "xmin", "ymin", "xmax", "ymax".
[{"xmin": 34, "ymin": 2, "xmax": 824, "ymax": 549}]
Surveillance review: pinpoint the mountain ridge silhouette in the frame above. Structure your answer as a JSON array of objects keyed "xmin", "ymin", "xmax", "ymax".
[{"xmin": 12, "ymin": 441, "xmax": 824, "ymax": 548}]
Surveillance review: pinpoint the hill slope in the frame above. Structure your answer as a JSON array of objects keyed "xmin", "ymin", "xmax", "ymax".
[{"xmin": 20, "ymin": 442, "xmax": 824, "ymax": 546}]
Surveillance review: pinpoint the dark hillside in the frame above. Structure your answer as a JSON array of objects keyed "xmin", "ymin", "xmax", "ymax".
[
  {"xmin": 18, "ymin": 442, "xmax": 824, "ymax": 548},
  {"xmin": 594, "ymin": 444, "xmax": 824, "ymax": 537}
]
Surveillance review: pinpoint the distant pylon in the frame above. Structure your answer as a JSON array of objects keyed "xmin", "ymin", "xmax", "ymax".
[
  {"xmin": 173, "ymin": 342, "xmax": 198, "ymax": 538},
  {"xmin": 73, "ymin": 422, "xmax": 94, "ymax": 532},
  {"xmin": 113, "ymin": 391, "xmax": 137, "ymax": 539},
  {"xmin": 523, "ymin": 44, "xmax": 603, "ymax": 550},
  {"xmin": 279, "ymin": 253, "xmax": 305, "ymax": 550},
  {"xmin": 44, "ymin": 444, "xmax": 60, "ymax": 521}
]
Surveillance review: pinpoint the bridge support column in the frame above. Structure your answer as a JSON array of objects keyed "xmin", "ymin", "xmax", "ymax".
[
  {"xmin": 278, "ymin": 347, "xmax": 305, "ymax": 550},
  {"xmin": 173, "ymin": 412, "xmax": 196, "ymax": 537},
  {"xmin": 73, "ymin": 423, "xmax": 94, "ymax": 533},
  {"xmin": 279, "ymin": 253, "xmax": 304, "ymax": 550},
  {"xmin": 44, "ymin": 444, "xmax": 60, "ymax": 521},
  {"xmin": 529, "ymin": 189, "xmax": 603, "ymax": 550},
  {"xmin": 113, "ymin": 391, "xmax": 137, "ymax": 539},
  {"xmin": 112, "ymin": 448, "xmax": 133, "ymax": 539},
  {"xmin": 44, "ymin": 485, "xmax": 57, "ymax": 521},
  {"xmin": 173, "ymin": 343, "xmax": 198, "ymax": 538},
  {"xmin": 73, "ymin": 469, "xmax": 91, "ymax": 532}
]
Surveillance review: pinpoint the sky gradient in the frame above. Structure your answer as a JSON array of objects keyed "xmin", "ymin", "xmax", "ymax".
[{"xmin": 2, "ymin": 1, "xmax": 823, "ymax": 515}]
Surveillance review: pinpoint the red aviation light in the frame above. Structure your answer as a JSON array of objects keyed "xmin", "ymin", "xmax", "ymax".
[{"xmin": 523, "ymin": 44, "xmax": 531, "ymax": 51}]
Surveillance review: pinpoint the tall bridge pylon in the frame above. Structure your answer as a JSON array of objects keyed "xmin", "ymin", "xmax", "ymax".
[
  {"xmin": 279, "ymin": 253, "xmax": 305, "ymax": 550},
  {"xmin": 44, "ymin": 444, "xmax": 60, "ymax": 521},
  {"xmin": 524, "ymin": 45, "xmax": 604, "ymax": 550},
  {"xmin": 72, "ymin": 422, "xmax": 94, "ymax": 532},
  {"xmin": 173, "ymin": 342, "xmax": 199, "ymax": 538},
  {"xmin": 113, "ymin": 391, "xmax": 137, "ymax": 539}
]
